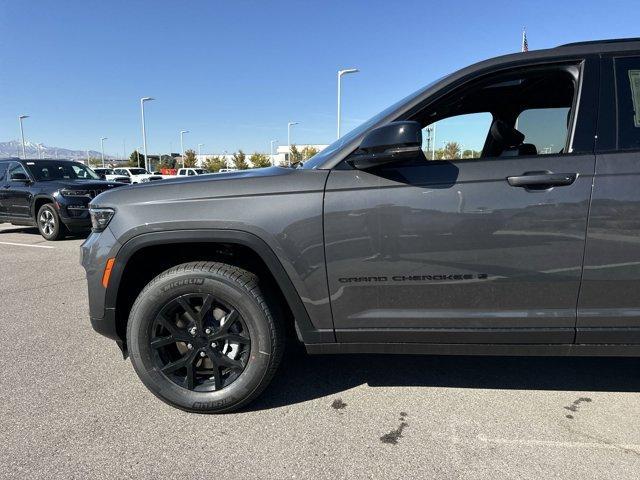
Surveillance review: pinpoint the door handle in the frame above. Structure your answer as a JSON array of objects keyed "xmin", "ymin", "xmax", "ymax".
[{"xmin": 507, "ymin": 171, "xmax": 577, "ymax": 188}]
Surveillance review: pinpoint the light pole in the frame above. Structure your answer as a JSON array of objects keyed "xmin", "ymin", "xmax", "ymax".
[
  {"xmin": 270, "ymin": 139, "xmax": 278, "ymax": 165},
  {"xmin": 18, "ymin": 115, "xmax": 29, "ymax": 159},
  {"xmin": 198, "ymin": 143, "xmax": 204, "ymax": 158},
  {"xmin": 180, "ymin": 130, "xmax": 189, "ymax": 167},
  {"xmin": 140, "ymin": 97, "xmax": 154, "ymax": 172},
  {"xmin": 337, "ymin": 68, "xmax": 359, "ymax": 139},
  {"xmin": 287, "ymin": 122, "xmax": 298, "ymax": 167},
  {"xmin": 100, "ymin": 137, "xmax": 108, "ymax": 167}
]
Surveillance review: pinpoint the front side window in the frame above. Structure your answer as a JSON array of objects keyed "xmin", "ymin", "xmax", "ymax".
[
  {"xmin": 410, "ymin": 63, "xmax": 578, "ymax": 162},
  {"xmin": 615, "ymin": 56, "xmax": 640, "ymax": 150},
  {"xmin": 8, "ymin": 162, "xmax": 29, "ymax": 181}
]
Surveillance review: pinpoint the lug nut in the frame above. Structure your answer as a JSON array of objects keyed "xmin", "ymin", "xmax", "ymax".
[
  {"xmin": 200, "ymin": 351, "xmax": 206, "ymax": 358},
  {"xmin": 189, "ymin": 327, "xmax": 197, "ymax": 336},
  {"xmin": 205, "ymin": 328, "xmax": 212, "ymax": 334},
  {"xmin": 211, "ymin": 342, "xmax": 217, "ymax": 348},
  {"xmin": 187, "ymin": 343, "xmax": 193, "ymax": 350}
]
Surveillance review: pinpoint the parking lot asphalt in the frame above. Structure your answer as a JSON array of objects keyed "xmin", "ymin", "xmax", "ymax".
[{"xmin": 1, "ymin": 223, "xmax": 639, "ymax": 479}]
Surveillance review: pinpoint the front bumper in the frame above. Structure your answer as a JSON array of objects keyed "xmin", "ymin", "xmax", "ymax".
[{"xmin": 80, "ymin": 227, "xmax": 123, "ymax": 345}]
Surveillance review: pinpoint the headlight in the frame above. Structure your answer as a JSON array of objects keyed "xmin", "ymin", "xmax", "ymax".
[
  {"xmin": 89, "ymin": 207, "xmax": 115, "ymax": 231},
  {"xmin": 60, "ymin": 188, "xmax": 90, "ymax": 197}
]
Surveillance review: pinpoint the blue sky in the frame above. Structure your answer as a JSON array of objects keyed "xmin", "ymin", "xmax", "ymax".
[{"xmin": 0, "ymin": 0, "xmax": 638, "ymax": 156}]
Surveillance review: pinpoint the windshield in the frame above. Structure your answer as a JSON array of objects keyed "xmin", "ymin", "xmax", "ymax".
[
  {"xmin": 302, "ymin": 78, "xmax": 443, "ymax": 169},
  {"xmin": 129, "ymin": 168, "xmax": 149, "ymax": 175},
  {"xmin": 25, "ymin": 161, "xmax": 101, "ymax": 181}
]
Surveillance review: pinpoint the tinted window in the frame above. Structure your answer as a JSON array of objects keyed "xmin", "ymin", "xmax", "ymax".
[
  {"xmin": 8, "ymin": 162, "xmax": 29, "ymax": 181},
  {"xmin": 615, "ymin": 56, "xmax": 640, "ymax": 150},
  {"xmin": 128, "ymin": 168, "xmax": 148, "ymax": 175},
  {"xmin": 24, "ymin": 161, "xmax": 100, "ymax": 181},
  {"xmin": 515, "ymin": 107, "xmax": 570, "ymax": 154},
  {"xmin": 0, "ymin": 162, "xmax": 8, "ymax": 181}
]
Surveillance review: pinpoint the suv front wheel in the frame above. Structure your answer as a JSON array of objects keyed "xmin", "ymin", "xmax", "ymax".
[
  {"xmin": 37, "ymin": 203, "xmax": 65, "ymax": 241},
  {"xmin": 127, "ymin": 261, "xmax": 284, "ymax": 413}
]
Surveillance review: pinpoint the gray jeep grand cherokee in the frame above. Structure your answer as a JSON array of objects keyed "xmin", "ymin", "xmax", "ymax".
[{"xmin": 82, "ymin": 38, "xmax": 640, "ymax": 412}]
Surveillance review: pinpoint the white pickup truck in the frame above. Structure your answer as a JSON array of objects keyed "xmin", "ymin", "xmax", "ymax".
[
  {"xmin": 153, "ymin": 168, "xmax": 209, "ymax": 179},
  {"xmin": 113, "ymin": 167, "xmax": 164, "ymax": 184}
]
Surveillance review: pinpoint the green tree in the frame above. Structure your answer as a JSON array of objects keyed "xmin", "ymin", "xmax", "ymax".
[
  {"xmin": 128, "ymin": 150, "xmax": 143, "ymax": 167},
  {"xmin": 203, "ymin": 156, "xmax": 227, "ymax": 173},
  {"xmin": 233, "ymin": 150, "xmax": 249, "ymax": 170},
  {"xmin": 249, "ymin": 152, "xmax": 271, "ymax": 168},
  {"xmin": 301, "ymin": 146, "xmax": 318, "ymax": 161},
  {"xmin": 183, "ymin": 149, "xmax": 198, "ymax": 168},
  {"xmin": 461, "ymin": 149, "xmax": 479, "ymax": 159},
  {"xmin": 289, "ymin": 144, "xmax": 302, "ymax": 165},
  {"xmin": 442, "ymin": 142, "xmax": 461, "ymax": 160},
  {"xmin": 88, "ymin": 157, "xmax": 102, "ymax": 167}
]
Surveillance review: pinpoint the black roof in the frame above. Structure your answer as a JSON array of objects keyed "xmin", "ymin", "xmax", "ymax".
[{"xmin": 558, "ymin": 37, "xmax": 640, "ymax": 48}]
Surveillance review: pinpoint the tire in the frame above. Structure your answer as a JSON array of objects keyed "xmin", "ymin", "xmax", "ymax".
[
  {"xmin": 36, "ymin": 203, "xmax": 65, "ymax": 241},
  {"xmin": 127, "ymin": 261, "xmax": 284, "ymax": 413}
]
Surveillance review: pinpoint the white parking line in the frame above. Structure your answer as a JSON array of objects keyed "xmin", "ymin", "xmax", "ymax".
[
  {"xmin": 477, "ymin": 433, "xmax": 640, "ymax": 454},
  {"xmin": 0, "ymin": 241, "xmax": 55, "ymax": 249}
]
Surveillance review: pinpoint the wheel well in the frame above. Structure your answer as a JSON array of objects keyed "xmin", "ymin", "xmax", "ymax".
[
  {"xmin": 115, "ymin": 242, "xmax": 297, "ymax": 349},
  {"xmin": 33, "ymin": 197, "xmax": 52, "ymax": 218}
]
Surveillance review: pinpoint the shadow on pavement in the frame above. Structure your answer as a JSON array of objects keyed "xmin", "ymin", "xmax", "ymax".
[
  {"xmin": 250, "ymin": 352, "xmax": 640, "ymax": 411},
  {"xmin": 0, "ymin": 226, "xmax": 40, "ymax": 235},
  {"xmin": 0, "ymin": 225, "xmax": 88, "ymax": 240}
]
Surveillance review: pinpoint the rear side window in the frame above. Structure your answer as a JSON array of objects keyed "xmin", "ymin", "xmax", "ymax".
[{"xmin": 615, "ymin": 56, "xmax": 640, "ymax": 150}]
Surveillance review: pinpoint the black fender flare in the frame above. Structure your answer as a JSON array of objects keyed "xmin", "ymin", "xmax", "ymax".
[
  {"xmin": 31, "ymin": 194, "xmax": 56, "ymax": 219},
  {"xmin": 105, "ymin": 229, "xmax": 333, "ymax": 344}
]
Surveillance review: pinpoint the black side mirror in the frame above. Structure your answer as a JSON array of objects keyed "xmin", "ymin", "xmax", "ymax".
[
  {"xmin": 348, "ymin": 121, "xmax": 423, "ymax": 169},
  {"xmin": 10, "ymin": 172, "xmax": 30, "ymax": 183}
]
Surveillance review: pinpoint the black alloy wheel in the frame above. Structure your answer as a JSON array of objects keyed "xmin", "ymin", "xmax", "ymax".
[{"xmin": 151, "ymin": 293, "xmax": 251, "ymax": 391}]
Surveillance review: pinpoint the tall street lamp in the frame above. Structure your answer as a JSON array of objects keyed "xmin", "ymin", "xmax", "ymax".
[
  {"xmin": 287, "ymin": 122, "xmax": 299, "ymax": 167},
  {"xmin": 100, "ymin": 137, "xmax": 108, "ymax": 167},
  {"xmin": 337, "ymin": 68, "xmax": 359, "ymax": 139},
  {"xmin": 198, "ymin": 143, "xmax": 204, "ymax": 158},
  {"xmin": 140, "ymin": 97, "xmax": 154, "ymax": 172},
  {"xmin": 18, "ymin": 115, "xmax": 29, "ymax": 159},
  {"xmin": 180, "ymin": 130, "xmax": 189, "ymax": 167},
  {"xmin": 270, "ymin": 139, "xmax": 278, "ymax": 165}
]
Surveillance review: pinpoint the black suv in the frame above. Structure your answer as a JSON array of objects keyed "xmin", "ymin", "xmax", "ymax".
[
  {"xmin": 0, "ymin": 159, "xmax": 124, "ymax": 240},
  {"xmin": 83, "ymin": 38, "xmax": 640, "ymax": 413}
]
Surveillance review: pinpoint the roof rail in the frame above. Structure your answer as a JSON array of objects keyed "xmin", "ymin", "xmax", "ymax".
[{"xmin": 558, "ymin": 38, "xmax": 640, "ymax": 48}]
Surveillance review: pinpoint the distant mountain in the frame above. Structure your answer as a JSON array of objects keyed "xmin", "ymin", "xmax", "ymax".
[{"xmin": 0, "ymin": 140, "xmax": 109, "ymax": 161}]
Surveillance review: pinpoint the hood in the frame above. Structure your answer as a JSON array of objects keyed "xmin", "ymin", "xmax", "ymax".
[
  {"xmin": 91, "ymin": 166, "xmax": 305, "ymax": 206},
  {"xmin": 48, "ymin": 179, "xmax": 126, "ymax": 190}
]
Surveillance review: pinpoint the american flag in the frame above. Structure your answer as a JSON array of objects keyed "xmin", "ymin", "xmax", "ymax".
[{"xmin": 521, "ymin": 27, "xmax": 529, "ymax": 52}]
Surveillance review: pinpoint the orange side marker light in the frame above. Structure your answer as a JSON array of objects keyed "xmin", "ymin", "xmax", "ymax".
[{"xmin": 102, "ymin": 258, "xmax": 115, "ymax": 288}]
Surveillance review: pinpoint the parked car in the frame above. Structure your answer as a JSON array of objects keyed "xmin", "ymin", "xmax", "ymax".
[
  {"xmin": 82, "ymin": 38, "xmax": 640, "ymax": 413},
  {"xmin": 0, "ymin": 159, "xmax": 124, "ymax": 240},
  {"xmin": 112, "ymin": 167, "xmax": 163, "ymax": 184},
  {"xmin": 177, "ymin": 168, "xmax": 207, "ymax": 176},
  {"xmin": 154, "ymin": 168, "xmax": 209, "ymax": 179},
  {"xmin": 92, "ymin": 167, "xmax": 131, "ymax": 184}
]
